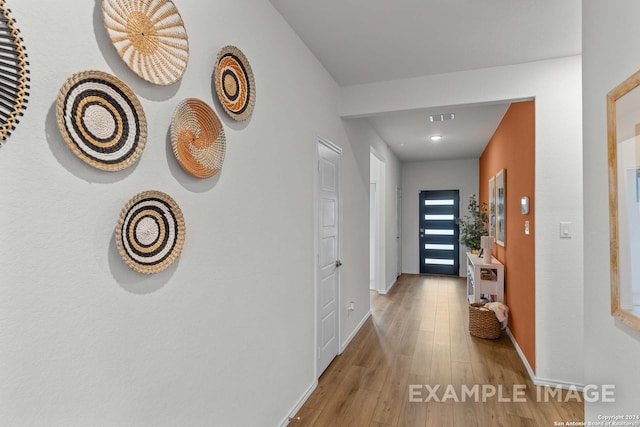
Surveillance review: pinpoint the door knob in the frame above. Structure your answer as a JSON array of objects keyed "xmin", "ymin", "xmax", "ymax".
[{"xmin": 335, "ymin": 260, "xmax": 343, "ymax": 267}]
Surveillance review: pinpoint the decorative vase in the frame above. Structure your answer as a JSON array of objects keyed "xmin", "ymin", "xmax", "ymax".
[{"xmin": 481, "ymin": 236, "xmax": 494, "ymax": 263}]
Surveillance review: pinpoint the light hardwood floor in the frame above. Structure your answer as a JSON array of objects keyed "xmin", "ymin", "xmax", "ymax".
[{"xmin": 291, "ymin": 274, "xmax": 583, "ymax": 427}]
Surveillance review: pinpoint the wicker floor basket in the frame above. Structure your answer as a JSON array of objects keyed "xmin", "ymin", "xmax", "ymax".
[{"xmin": 469, "ymin": 303, "xmax": 501, "ymax": 339}]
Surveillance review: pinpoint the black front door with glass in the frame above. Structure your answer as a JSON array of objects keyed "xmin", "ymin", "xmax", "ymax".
[{"xmin": 419, "ymin": 190, "xmax": 460, "ymax": 276}]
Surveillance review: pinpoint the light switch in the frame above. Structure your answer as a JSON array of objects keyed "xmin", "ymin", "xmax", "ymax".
[
  {"xmin": 525, "ymin": 221, "xmax": 530, "ymax": 235},
  {"xmin": 560, "ymin": 221, "xmax": 572, "ymax": 238}
]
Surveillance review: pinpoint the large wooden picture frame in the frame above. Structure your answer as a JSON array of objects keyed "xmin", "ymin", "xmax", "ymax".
[{"xmin": 607, "ymin": 69, "xmax": 640, "ymax": 331}]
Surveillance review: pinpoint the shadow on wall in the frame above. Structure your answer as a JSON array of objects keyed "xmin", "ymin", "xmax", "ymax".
[{"xmin": 108, "ymin": 229, "xmax": 176, "ymax": 295}]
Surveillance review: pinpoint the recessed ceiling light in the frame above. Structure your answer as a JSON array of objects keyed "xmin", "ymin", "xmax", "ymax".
[
  {"xmin": 430, "ymin": 135, "xmax": 442, "ymax": 142},
  {"xmin": 429, "ymin": 113, "xmax": 455, "ymax": 123}
]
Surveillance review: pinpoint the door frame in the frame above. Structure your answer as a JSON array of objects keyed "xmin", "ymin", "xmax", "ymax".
[
  {"xmin": 314, "ymin": 137, "xmax": 342, "ymax": 378},
  {"xmin": 397, "ymin": 186, "xmax": 402, "ymax": 278},
  {"xmin": 370, "ymin": 148, "xmax": 387, "ymax": 293}
]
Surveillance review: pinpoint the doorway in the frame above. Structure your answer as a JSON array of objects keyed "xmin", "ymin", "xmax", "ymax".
[
  {"xmin": 419, "ymin": 190, "xmax": 460, "ymax": 276},
  {"xmin": 369, "ymin": 150, "xmax": 386, "ymax": 293}
]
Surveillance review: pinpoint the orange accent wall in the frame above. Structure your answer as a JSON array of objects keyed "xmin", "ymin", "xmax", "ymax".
[{"xmin": 479, "ymin": 101, "xmax": 536, "ymax": 372}]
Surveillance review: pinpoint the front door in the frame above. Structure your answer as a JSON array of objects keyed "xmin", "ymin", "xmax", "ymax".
[
  {"xmin": 419, "ymin": 190, "xmax": 460, "ymax": 276},
  {"xmin": 317, "ymin": 140, "xmax": 341, "ymax": 376}
]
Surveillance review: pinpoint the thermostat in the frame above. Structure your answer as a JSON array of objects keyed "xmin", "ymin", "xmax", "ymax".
[{"xmin": 521, "ymin": 196, "xmax": 530, "ymax": 215}]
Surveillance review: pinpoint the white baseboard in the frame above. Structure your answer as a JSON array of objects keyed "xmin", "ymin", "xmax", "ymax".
[
  {"xmin": 341, "ymin": 310, "xmax": 372, "ymax": 352},
  {"xmin": 505, "ymin": 328, "xmax": 585, "ymax": 391},
  {"xmin": 378, "ymin": 278, "xmax": 399, "ymax": 295},
  {"xmin": 280, "ymin": 311, "xmax": 372, "ymax": 426},
  {"xmin": 279, "ymin": 380, "xmax": 318, "ymax": 427}
]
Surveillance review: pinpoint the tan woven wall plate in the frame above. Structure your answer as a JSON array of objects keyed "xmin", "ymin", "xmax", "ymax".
[
  {"xmin": 213, "ymin": 45, "xmax": 255, "ymax": 121},
  {"xmin": 102, "ymin": 0, "xmax": 189, "ymax": 86},
  {"xmin": 56, "ymin": 70, "xmax": 147, "ymax": 171},
  {"xmin": 116, "ymin": 190, "xmax": 185, "ymax": 274},
  {"xmin": 0, "ymin": 0, "xmax": 30, "ymax": 142},
  {"xmin": 171, "ymin": 98, "xmax": 226, "ymax": 178}
]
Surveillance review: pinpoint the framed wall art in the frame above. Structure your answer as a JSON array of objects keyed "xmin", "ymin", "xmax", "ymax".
[
  {"xmin": 489, "ymin": 175, "xmax": 496, "ymax": 238},
  {"xmin": 496, "ymin": 168, "xmax": 506, "ymax": 247},
  {"xmin": 607, "ymin": 69, "xmax": 640, "ymax": 331}
]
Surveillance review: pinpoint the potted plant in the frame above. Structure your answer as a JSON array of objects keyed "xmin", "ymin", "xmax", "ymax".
[{"xmin": 456, "ymin": 194, "xmax": 489, "ymax": 252}]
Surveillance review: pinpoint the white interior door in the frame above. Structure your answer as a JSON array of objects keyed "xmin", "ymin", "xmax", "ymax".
[{"xmin": 317, "ymin": 141, "xmax": 341, "ymax": 376}]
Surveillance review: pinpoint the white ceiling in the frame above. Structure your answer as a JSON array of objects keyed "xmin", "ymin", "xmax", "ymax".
[
  {"xmin": 269, "ymin": 0, "xmax": 581, "ymax": 161},
  {"xmin": 368, "ymin": 103, "xmax": 511, "ymax": 162}
]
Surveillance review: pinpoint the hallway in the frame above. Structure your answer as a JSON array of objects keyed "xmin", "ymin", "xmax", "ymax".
[{"xmin": 292, "ymin": 275, "xmax": 583, "ymax": 426}]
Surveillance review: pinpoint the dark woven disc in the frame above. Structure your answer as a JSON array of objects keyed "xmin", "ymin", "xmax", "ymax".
[
  {"xmin": 116, "ymin": 190, "xmax": 185, "ymax": 274},
  {"xmin": 56, "ymin": 70, "xmax": 147, "ymax": 171}
]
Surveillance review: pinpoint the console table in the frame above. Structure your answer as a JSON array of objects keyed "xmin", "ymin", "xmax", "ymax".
[{"xmin": 466, "ymin": 252, "xmax": 504, "ymax": 304}]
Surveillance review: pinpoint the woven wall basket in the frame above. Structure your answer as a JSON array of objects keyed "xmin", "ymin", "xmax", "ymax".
[
  {"xmin": 116, "ymin": 190, "xmax": 185, "ymax": 274},
  {"xmin": 468, "ymin": 303, "xmax": 501, "ymax": 339},
  {"xmin": 213, "ymin": 45, "xmax": 255, "ymax": 121},
  {"xmin": 0, "ymin": 0, "xmax": 30, "ymax": 142},
  {"xmin": 102, "ymin": 0, "xmax": 189, "ymax": 85},
  {"xmin": 56, "ymin": 70, "xmax": 147, "ymax": 171},
  {"xmin": 171, "ymin": 98, "xmax": 226, "ymax": 178}
]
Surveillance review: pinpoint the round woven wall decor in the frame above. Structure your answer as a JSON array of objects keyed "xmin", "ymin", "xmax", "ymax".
[
  {"xmin": 0, "ymin": 0, "xmax": 30, "ymax": 143},
  {"xmin": 56, "ymin": 70, "xmax": 147, "ymax": 171},
  {"xmin": 102, "ymin": 0, "xmax": 189, "ymax": 85},
  {"xmin": 116, "ymin": 190, "xmax": 185, "ymax": 274},
  {"xmin": 213, "ymin": 45, "xmax": 255, "ymax": 121},
  {"xmin": 171, "ymin": 98, "xmax": 226, "ymax": 178}
]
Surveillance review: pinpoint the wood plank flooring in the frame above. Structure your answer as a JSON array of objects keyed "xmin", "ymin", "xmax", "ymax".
[{"xmin": 292, "ymin": 274, "xmax": 584, "ymax": 427}]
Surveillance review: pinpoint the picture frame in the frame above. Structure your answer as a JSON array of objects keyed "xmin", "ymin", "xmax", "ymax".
[
  {"xmin": 636, "ymin": 169, "xmax": 640, "ymax": 203},
  {"xmin": 489, "ymin": 176, "xmax": 496, "ymax": 238},
  {"xmin": 607, "ymin": 69, "xmax": 640, "ymax": 331},
  {"xmin": 496, "ymin": 169, "xmax": 506, "ymax": 247}
]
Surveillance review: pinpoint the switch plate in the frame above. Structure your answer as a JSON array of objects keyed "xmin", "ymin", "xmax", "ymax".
[
  {"xmin": 525, "ymin": 221, "xmax": 530, "ymax": 235},
  {"xmin": 560, "ymin": 222, "xmax": 572, "ymax": 238}
]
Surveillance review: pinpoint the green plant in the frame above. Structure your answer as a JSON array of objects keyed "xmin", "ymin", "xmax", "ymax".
[{"xmin": 456, "ymin": 194, "xmax": 489, "ymax": 251}]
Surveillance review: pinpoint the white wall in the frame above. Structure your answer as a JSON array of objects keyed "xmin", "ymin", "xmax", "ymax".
[
  {"xmin": 334, "ymin": 122, "xmax": 371, "ymax": 350},
  {"xmin": 341, "ymin": 56, "xmax": 584, "ymax": 385},
  {"xmin": 401, "ymin": 159, "xmax": 479, "ymax": 276},
  {"xmin": 583, "ymin": 1, "xmax": 640, "ymax": 417},
  {"xmin": 369, "ymin": 152, "xmax": 384, "ymax": 292},
  {"xmin": 0, "ymin": 1, "xmax": 371, "ymax": 425},
  {"xmin": 344, "ymin": 118, "xmax": 401, "ymax": 292}
]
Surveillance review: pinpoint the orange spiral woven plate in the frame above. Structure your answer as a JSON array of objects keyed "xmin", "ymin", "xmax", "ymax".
[
  {"xmin": 171, "ymin": 98, "xmax": 226, "ymax": 178},
  {"xmin": 56, "ymin": 70, "xmax": 147, "ymax": 171},
  {"xmin": 213, "ymin": 45, "xmax": 255, "ymax": 121},
  {"xmin": 116, "ymin": 190, "xmax": 185, "ymax": 274},
  {"xmin": 102, "ymin": 0, "xmax": 189, "ymax": 85}
]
